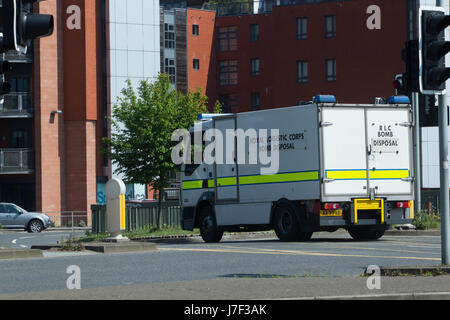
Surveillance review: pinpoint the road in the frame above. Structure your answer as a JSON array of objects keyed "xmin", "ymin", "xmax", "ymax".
[
  {"xmin": 0, "ymin": 231, "xmax": 449, "ymax": 300},
  {"xmin": 0, "ymin": 229, "xmax": 86, "ymax": 249}
]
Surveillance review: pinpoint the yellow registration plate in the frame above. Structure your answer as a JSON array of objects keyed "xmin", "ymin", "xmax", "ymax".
[{"xmin": 320, "ymin": 209, "xmax": 343, "ymax": 217}]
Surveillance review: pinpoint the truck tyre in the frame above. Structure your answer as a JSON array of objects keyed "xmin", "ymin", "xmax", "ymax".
[
  {"xmin": 199, "ymin": 206, "xmax": 223, "ymax": 243},
  {"xmin": 273, "ymin": 203, "xmax": 301, "ymax": 241},
  {"xmin": 348, "ymin": 226, "xmax": 385, "ymax": 241},
  {"xmin": 296, "ymin": 231, "xmax": 313, "ymax": 241}
]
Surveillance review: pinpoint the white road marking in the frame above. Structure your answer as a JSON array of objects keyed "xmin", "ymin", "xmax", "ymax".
[{"xmin": 12, "ymin": 239, "xmax": 17, "ymax": 244}]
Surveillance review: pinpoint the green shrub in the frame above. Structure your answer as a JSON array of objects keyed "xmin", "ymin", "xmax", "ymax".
[
  {"xmin": 0, "ymin": 224, "xmax": 3, "ymax": 230},
  {"xmin": 413, "ymin": 211, "xmax": 441, "ymax": 230}
]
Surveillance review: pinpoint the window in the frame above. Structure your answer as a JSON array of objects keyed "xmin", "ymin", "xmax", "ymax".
[
  {"xmin": 296, "ymin": 17, "xmax": 307, "ymax": 40},
  {"xmin": 325, "ymin": 15, "xmax": 336, "ymax": 38},
  {"xmin": 250, "ymin": 24, "xmax": 259, "ymax": 42},
  {"xmin": 193, "ymin": 59, "xmax": 200, "ymax": 70},
  {"xmin": 251, "ymin": 92, "xmax": 260, "ymax": 111},
  {"xmin": 250, "ymin": 58, "xmax": 260, "ymax": 76},
  {"xmin": 11, "ymin": 130, "xmax": 31, "ymax": 148},
  {"xmin": 218, "ymin": 94, "xmax": 238, "ymax": 113},
  {"xmin": 164, "ymin": 23, "xmax": 175, "ymax": 49},
  {"xmin": 218, "ymin": 60, "xmax": 238, "ymax": 86},
  {"xmin": 184, "ymin": 131, "xmax": 205, "ymax": 176},
  {"xmin": 326, "ymin": 59, "xmax": 336, "ymax": 82},
  {"xmin": 4, "ymin": 204, "xmax": 21, "ymax": 214},
  {"xmin": 192, "ymin": 24, "xmax": 199, "ymax": 36},
  {"xmin": 9, "ymin": 76, "xmax": 30, "ymax": 93},
  {"xmin": 297, "ymin": 61, "xmax": 308, "ymax": 83},
  {"xmin": 218, "ymin": 26, "xmax": 237, "ymax": 52},
  {"xmin": 164, "ymin": 58, "xmax": 176, "ymax": 84}
]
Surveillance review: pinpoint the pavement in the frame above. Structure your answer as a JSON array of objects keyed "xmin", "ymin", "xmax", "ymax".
[{"xmin": 1, "ymin": 275, "xmax": 450, "ymax": 300}]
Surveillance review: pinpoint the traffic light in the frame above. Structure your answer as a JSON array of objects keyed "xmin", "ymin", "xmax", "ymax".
[
  {"xmin": 401, "ymin": 40, "xmax": 420, "ymax": 93},
  {"xmin": 393, "ymin": 73, "xmax": 409, "ymax": 96},
  {"xmin": 419, "ymin": 94, "xmax": 438, "ymax": 127},
  {"xmin": 419, "ymin": 7, "xmax": 450, "ymax": 94},
  {"xmin": 1, "ymin": 0, "xmax": 54, "ymax": 54}
]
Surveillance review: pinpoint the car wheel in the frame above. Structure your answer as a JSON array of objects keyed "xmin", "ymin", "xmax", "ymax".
[
  {"xmin": 28, "ymin": 220, "xmax": 44, "ymax": 233},
  {"xmin": 199, "ymin": 206, "xmax": 223, "ymax": 243}
]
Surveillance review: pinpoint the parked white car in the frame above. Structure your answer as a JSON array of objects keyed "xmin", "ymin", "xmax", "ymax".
[{"xmin": 0, "ymin": 203, "xmax": 52, "ymax": 233}]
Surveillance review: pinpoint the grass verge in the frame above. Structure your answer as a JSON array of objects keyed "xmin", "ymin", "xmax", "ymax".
[{"xmin": 76, "ymin": 226, "xmax": 200, "ymax": 243}]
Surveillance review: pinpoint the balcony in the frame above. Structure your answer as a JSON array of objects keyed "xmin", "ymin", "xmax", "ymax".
[
  {"xmin": 204, "ymin": 0, "xmax": 331, "ymax": 17},
  {"xmin": 0, "ymin": 93, "xmax": 33, "ymax": 118},
  {"xmin": 4, "ymin": 51, "xmax": 33, "ymax": 64},
  {"xmin": 0, "ymin": 148, "xmax": 34, "ymax": 174}
]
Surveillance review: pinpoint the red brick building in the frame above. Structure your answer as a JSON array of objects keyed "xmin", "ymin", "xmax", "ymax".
[
  {"xmin": 209, "ymin": 0, "xmax": 411, "ymax": 112},
  {"xmin": 0, "ymin": 0, "xmax": 161, "ymax": 220}
]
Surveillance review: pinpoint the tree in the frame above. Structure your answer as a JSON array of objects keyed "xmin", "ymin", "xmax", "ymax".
[{"xmin": 103, "ymin": 74, "xmax": 210, "ymax": 229}]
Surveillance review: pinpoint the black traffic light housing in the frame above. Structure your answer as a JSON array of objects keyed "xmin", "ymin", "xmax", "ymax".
[
  {"xmin": 1, "ymin": 0, "xmax": 54, "ymax": 54},
  {"xmin": 393, "ymin": 73, "xmax": 409, "ymax": 96},
  {"xmin": 401, "ymin": 40, "xmax": 420, "ymax": 93},
  {"xmin": 419, "ymin": 7, "xmax": 450, "ymax": 94}
]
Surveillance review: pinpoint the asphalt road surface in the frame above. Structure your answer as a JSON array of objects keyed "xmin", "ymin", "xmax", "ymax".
[
  {"xmin": 0, "ymin": 231, "xmax": 449, "ymax": 300},
  {"xmin": 0, "ymin": 229, "xmax": 86, "ymax": 249}
]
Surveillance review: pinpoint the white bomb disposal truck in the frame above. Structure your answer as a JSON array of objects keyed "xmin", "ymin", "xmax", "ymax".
[{"xmin": 180, "ymin": 95, "xmax": 414, "ymax": 242}]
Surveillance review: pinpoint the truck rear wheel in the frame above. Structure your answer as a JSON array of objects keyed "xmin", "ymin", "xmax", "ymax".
[
  {"xmin": 199, "ymin": 206, "xmax": 223, "ymax": 243},
  {"xmin": 348, "ymin": 226, "xmax": 385, "ymax": 241},
  {"xmin": 297, "ymin": 231, "xmax": 313, "ymax": 241},
  {"xmin": 273, "ymin": 203, "xmax": 300, "ymax": 241}
]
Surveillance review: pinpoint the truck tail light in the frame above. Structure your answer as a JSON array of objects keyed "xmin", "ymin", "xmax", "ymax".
[
  {"xmin": 396, "ymin": 202, "xmax": 410, "ymax": 208},
  {"xmin": 323, "ymin": 203, "xmax": 340, "ymax": 210}
]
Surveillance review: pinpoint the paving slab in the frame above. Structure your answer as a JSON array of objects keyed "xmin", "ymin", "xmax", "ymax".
[
  {"xmin": 0, "ymin": 248, "xmax": 43, "ymax": 260},
  {"xmin": 31, "ymin": 241, "xmax": 157, "ymax": 254}
]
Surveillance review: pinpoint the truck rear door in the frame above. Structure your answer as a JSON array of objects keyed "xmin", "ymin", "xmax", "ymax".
[
  {"xmin": 366, "ymin": 107, "xmax": 413, "ymax": 197},
  {"xmin": 320, "ymin": 107, "xmax": 368, "ymax": 198},
  {"xmin": 320, "ymin": 105, "xmax": 413, "ymax": 200}
]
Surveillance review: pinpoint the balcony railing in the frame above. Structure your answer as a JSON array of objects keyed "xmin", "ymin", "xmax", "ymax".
[
  {"xmin": 0, "ymin": 93, "xmax": 33, "ymax": 118},
  {"xmin": 4, "ymin": 51, "xmax": 33, "ymax": 63},
  {"xmin": 204, "ymin": 0, "xmax": 344, "ymax": 17},
  {"xmin": 0, "ymin": 148, "xmax": 34, "ymax": 174}
]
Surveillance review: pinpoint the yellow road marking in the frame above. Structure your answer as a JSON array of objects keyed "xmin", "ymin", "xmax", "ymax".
[
  {"xmin": 159, "ymin": 246, "xmax": 440, "ymax": 261},
  {"xmin": 294, "ymin": 243, "xmax": 441, "ymax": 256},
  {"xmin": 217, "ymin": 245, "xmax": 440, "ymax": 261}
]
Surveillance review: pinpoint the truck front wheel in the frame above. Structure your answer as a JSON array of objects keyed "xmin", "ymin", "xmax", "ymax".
[
  {"xmin": 199, "ymin": 206, "xmax": 223, "ymax": 243},
  {"xmin": 273, "ymin": 203, "xmax": 301, "ymax": 241},
  {"xmin": 348, "ymin": 226, "xmax": 386, "ymax": 241}
]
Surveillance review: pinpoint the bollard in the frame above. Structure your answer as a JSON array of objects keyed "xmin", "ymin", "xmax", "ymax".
[{"xmin": 104, "ymin": 178, "xmax": 129, "ymax": 242}]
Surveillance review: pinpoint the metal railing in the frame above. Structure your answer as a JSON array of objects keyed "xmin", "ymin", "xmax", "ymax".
[
  {"xmin": 203, "ymin": 0, "xmax": 348, "ymax": 17},
  {"xmin": 44, "ymin": 211, "xmax": 90, "ymax": 230},
  {"xmin": 0, "ymin": 148, "xmax": 34, "ymax": 173},
  {"xmin": 4, "ymin": 51, "xmax": 33, "ymax": 63},
  {"xmin": 91, "ymin": 201, "xmax": 182, "ymax": 234},
  {"xmin": 0, "ymin": 93, "xmax": 33, "ymax": 115}
]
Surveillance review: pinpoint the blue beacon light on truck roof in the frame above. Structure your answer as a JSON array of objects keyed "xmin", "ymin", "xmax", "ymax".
[
  {"xmin": 388, "ymin": 96, "xmax": 411, "ymax": 104},
  {"xmin": 313, "ymin": 95, "xmax": 337, "ymax": 104}
]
